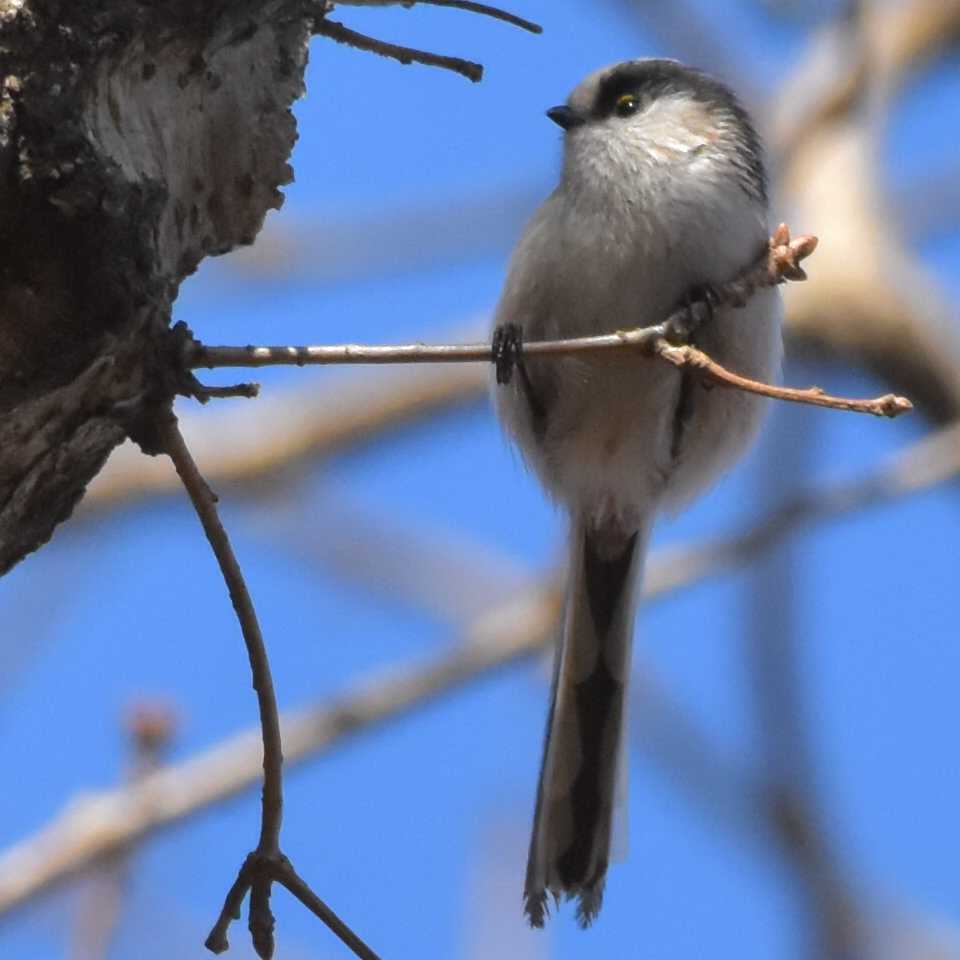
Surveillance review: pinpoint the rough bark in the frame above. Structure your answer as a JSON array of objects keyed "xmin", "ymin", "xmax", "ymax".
[{"xmin": 0, "ymin": 0, "xmax": 311, "ymax": 573}]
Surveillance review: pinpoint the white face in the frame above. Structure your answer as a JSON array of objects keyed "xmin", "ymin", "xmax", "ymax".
[
  {"xmin": 565, "ymin": 93, "xmax": 724, "ymax": 187},
  {"xmin": 555, "ymin": 61, "xmax": 764, "ymax": 205}
]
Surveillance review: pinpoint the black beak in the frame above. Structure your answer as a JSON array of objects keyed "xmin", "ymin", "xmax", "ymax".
[{"xmin": 546, "ymin": 105, "xmax": 585, "ymax": 131}]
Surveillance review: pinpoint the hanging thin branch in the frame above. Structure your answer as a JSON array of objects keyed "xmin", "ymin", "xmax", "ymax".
[{"xmin": 157, "ymin": 413, "xmax": 379, "ymax": 960}]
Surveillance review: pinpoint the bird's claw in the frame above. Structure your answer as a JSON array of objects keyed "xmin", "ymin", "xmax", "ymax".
[
  {"xmin": 665, "ymin": 284, "xmax": 719, "ymax": 343},
  {"xmin": 492, "ymin": 322, "xmax": 524, "ymax": 386}
]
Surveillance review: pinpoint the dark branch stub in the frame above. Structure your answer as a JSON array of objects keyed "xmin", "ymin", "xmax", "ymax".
[
  {"xmin": 314, "ymin": 17, "xmax": 484, "ymax": 81},
  {"xmin": 312, "ymin": 0, "xmax": 543, "ymax": 82}
]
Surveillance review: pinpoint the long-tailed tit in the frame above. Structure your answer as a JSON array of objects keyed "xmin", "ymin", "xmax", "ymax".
[{"xmin": 491, "ymin": 59, "xmax": 782, "ymax": 927}]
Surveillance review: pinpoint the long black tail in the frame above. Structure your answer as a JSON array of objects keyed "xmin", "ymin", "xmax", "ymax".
[{"xmin": 524, "ymin": 520, "xmax": 645, "ymax": 927}]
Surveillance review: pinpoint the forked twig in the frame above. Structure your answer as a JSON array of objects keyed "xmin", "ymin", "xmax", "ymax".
[
  {"xmin": 157, "ymin": 413, "xmax": 379, "ymax": 960},
  {"xmin": 186, "ymin": 226, "xmax": 912, "ymax": 419},
  {"xmin": 651, "ymin": 341, "xmax": 911, "ymax": 417}
]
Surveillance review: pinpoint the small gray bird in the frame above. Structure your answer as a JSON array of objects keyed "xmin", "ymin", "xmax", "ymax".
[{"xmin": 491, "ymin": 60, "xmax": 782, "ymax": 927}]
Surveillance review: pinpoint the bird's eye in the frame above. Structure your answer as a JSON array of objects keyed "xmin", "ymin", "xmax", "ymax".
[{"xmin": 615, "ymin": 93, "xmax": 640, "ymax": 117}]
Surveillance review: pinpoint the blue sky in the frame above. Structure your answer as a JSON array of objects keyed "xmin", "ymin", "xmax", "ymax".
[{"xmin": 1, "ymin": 2, "xmax": 959, "ymax": 958}]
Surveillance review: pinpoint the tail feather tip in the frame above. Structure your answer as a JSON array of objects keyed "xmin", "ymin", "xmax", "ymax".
[
  {"xmin": 574, "ymin": 883, "xmax": 604, "ymax": 929},
  {"xmin": 524, "ymin": 888, "xmax": 548, "ymax": 928}
]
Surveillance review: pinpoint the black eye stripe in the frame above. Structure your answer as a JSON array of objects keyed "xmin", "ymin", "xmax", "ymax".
[
  {"xmin": 593, "ymin": 64, "xmax": 673, "ymax": 119},
  {"xmin": 594, "ymin": 59, "xmax": 734, "ymax": 120}
]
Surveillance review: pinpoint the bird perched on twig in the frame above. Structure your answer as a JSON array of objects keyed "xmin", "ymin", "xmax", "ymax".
[{"xmin": 491, "ymin": 59, "xmax": 782, "ymax": 927}]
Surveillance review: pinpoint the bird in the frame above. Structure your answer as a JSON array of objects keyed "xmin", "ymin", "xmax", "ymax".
[{"xmin": 490, "ymin": 58, "xmax": 782, "ymax": 928}]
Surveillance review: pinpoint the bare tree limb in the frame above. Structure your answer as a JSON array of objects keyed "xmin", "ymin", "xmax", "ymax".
[
  {"xmin": 772, "ymin": 0, "xmax": 960, "ymax": 156},
  {"xmin": 771, "ymin": 0, "xmax": 960, "ymax": 425},
  {"xmin": 1, "ymin": 423, "xmax": 956, "ymax": 917}
]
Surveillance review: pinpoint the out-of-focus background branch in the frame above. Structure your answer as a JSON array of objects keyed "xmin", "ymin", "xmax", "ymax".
[{"xmin": 0, "ymin": 0, "xmax": 958, "ymax": 958}]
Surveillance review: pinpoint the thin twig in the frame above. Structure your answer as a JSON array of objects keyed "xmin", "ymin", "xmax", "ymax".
[
  {"xmin": 190, "ymin": 225, "xmax": 813, "ymax": 367},
  {"xmin": 398, "ymin": 0, "xmax": 542, "ymax": 33},
  {"xmin": 652, "ymin": 340, "xmax": 912, "ymax": 418},
  {"xmin": 158, "ymin": 414, "xmax": 377, "ymax": 960},
  {"xmin": 158, "ymin": 414, "xmax": 282, "ymax": 957},
  {"xmin": 314, "ymin": 16, "xmax": 483, "ymax": 82},
  {"xmin": 1, "ymin": 423, "xmax": 956, "ymax": 915},
  {"xmin": 192, "ymin": 382, "xmax": 261, "ymax": 402},
  {"xmin": 187, "ymin": 227, "xmax": 909, "ymax": 418},
  {"xmin": 158, "ymin": 414, "xmax": 285, "ymax": 859},
  {"xmin": 275, "ymin": 858, "xmax": 381, "ymax": 960}
]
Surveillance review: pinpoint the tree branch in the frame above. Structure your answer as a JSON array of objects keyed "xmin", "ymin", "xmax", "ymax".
[
  {"xmin": 185, "ymin": 227, "xmax": 910, "ymax": 418},
  {"xmin": 157, "ymin": 413, "xmax": 377, "ymax": 960},
  {"xmin": 190, "ymin": 225, "xmax": 814, "ymax": 366},
  {"xmin": 369, "ymin": 0, "xmax": 543, "ymax": 33},
  {"xmin": 652, "ymin": 340, "xmax": 911, "ymax": 418},
  {"xmin": 314, "ymin": 16, "xmax": 484, "ymax": 82},
  {"xmin": 158, "ymin": 414, "xmax": 284, "ymax": 856}
]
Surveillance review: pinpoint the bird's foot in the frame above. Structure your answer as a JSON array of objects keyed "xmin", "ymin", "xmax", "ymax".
[
  {"xmin": 492, "ymin": 322, "xmax": 525, "ymax": 385},
  {"xmin": 666, "ymin": 283, "xmax": 720, "ymax": 343}
]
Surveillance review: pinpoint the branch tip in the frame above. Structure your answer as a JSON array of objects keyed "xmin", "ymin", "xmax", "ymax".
[
  {"xmin": 315, "ymin": 17, "xmax": 483, "ymax": 82},
  {"xmin": 408, "ymin": 0, "xmax": 542, "ymax": 33}
]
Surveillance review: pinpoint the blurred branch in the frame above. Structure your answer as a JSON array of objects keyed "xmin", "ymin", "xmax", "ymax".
[
  {"xmin": 608, "ymin": 0, "xmax": 763, "ymax": 108},
  {"xmin": 893, "ymin": 163, "xmax": 960, "ymax": 243},
  {"xmin": 772, "ymin": 0, "xmax": 960, "ymax": 425},
  {"xmin": 245, "ymin": 491, "xmax": 533, "ymax": 623},
  {"xmin": 646, "ymin": 423, "xmax": 960, "ymax": 597},
  {"xmin": 781, "ymin": 127, "xmax": 960, "ymax": 428},
  {"xmin": 223, "ymin": 184, "xmax": 541, "ymax": 281},
  {"xmin": 70, "ymin": 705, "xmax": 175, "ymax": 960},
  {"xmin": 0, "ymin": 584, "xmax": 560, "ymax": 917},
  {"xmin": 748, "ymin": 408, "xmax": 860, "ymax": 960},
  {"xmin": 83, "ymin": 360, "xmax": 487, "ymax": 514},
  {"xmin": 772, "ymin": 0, "xmax": 960, "ymax": 157},
  {"xmin": 1, "ymin": 422, "xmax": 957, "ymax": 915}
]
